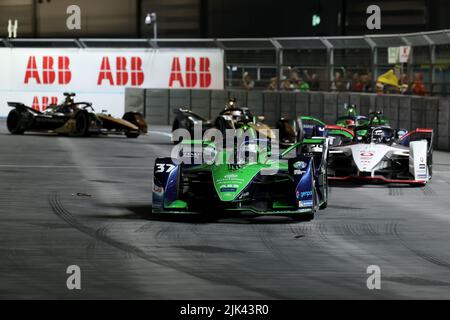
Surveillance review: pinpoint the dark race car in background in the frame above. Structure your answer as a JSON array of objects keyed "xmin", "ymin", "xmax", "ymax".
[
  {"xmin": 172, "ymin": 98, "xmax": 298, "ymax": 148},
  {"xmin": 6, "ymin": 93, "xmax": 147, "ymax": 138}
]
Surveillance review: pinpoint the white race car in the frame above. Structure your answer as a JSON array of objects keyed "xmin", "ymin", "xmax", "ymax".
[{"xmin": 328, "ymin": 126, "xmax": 433, "ymax": 185}]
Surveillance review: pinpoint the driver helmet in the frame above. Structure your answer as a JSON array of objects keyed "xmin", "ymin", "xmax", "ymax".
[
  {"xmin": 372, "ymin": 127, "xmax": 394, "ymax": 144},
  {"xmin": 225, "ymin": 98, "xmax": 237, "ymax": 110}
]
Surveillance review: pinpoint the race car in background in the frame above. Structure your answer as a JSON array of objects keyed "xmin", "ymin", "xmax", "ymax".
[
  {"xmin": 296, "ymin": 110, "xmax": 433, "ymax": 185},
  {"xmin": 152, "ymin": 135, "xmax": 329, "ymax": 221},
  {"xmin": 328, "ymin": 126, "xmax": 433, "ymax": 185},
  {"xmin": 6, "ymin": 93, "xmax": 147, "ymax": 138},
  {"xmin": 172, "ymin": 98, "xmax": 297, "ymax": 147}
]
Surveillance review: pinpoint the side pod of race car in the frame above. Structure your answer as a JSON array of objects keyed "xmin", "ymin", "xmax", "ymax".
[
  {"xmin": 152, "ymin": 137, "xmax": 329, "ymax": 220},
  {"xmin": 6, "ymin": 93, "xmax": 148, "ymax": 138}
]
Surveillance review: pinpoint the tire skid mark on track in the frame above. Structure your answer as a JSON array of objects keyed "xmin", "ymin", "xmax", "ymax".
[
  {"xmin": 393, "ymin": 225, "xmax": 450, "ymax": 270},
  {"xmin": 49, "ymin": 192, "xmax": 288, "ymax": 299},
  {"xmin": 388, "ymin": 187, "xmax": 403, "ymax": 197}
]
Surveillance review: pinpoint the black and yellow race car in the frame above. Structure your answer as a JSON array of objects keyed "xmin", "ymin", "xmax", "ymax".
[{"xmin": 6, "ymin": 93, "xmax": 147, "ymax": 138}]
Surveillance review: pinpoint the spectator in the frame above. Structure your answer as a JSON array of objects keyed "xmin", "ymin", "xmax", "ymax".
[
  {"xmin": 361, "ymin": 73, "xmax": 373, "ymax": 92},
  {"xmin": 331, "ymin": 72, "xmax": 345, "ymax": 91},
  {"xmin": 242, "ymin": 72, "xmax": 255, "ymax": 91},
  {"xmin": 282, "ymin": 77, "xmax": 292, "ymax": 91},
  {"xmin": 411, "ymin": 72, "xmax": 428, "ymax": 96},
  {"xmin": 304, "ymin": 70, "xmax": 320, "ymax": 91},
  {"xmin": 351, "ymin": 73, "xmax": 363, "ymax": 92},
  {"xmin": 267, "ymin": 77, "xmax": 278, "ymax": 91}
]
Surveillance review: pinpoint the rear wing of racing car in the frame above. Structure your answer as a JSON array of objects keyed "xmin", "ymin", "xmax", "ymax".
[
  {"xmin": 282, "ymin": 138, "xmax": 329, "ymax": 171},
  {"xmin": 296, "ymin": 116, "xmax": 326, "ymax": 139},
  {"xmin": 7, "ymin": 102, "xmax": 43, "ymax": 114},
  {"xmin": 323, "ymin": 125, "xmax": 355, "ymax": 146}
]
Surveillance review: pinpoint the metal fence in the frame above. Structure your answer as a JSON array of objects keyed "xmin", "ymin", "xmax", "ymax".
[{"xmin": 2, "ymin": 29, "xmax": 450, "ymax": 95}]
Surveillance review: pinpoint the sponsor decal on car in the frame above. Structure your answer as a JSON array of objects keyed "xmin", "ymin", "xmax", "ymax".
[
  {"xmin": 293, "ymin": 161, "xmax": 308, "ymax": 170},
  {"xmin": 298, "ymin": 200, "xmax": 314, "ymax": 208},
  {"xmin": 301, "ymin": 191, "xmax": 313, "ymax": 198}
]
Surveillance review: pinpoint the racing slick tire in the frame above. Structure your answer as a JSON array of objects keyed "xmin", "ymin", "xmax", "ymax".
[
  {"xmin": 123, "ymin": 112, "xmax": 147, "ymax": 137},
  {"xmin": 6, "ymin": 109, "xmax": 25, "ymax": 135},
  {"xmin": 125, "ymin": 132, "xmax": 140, "ymax": 139},
  {"xmin": 215, "ymin": 117, "xmax": 228, "ymax": 137},
  {"xmin": 72, "ymin": 110, "xmax": 90, "ymax": 137}
]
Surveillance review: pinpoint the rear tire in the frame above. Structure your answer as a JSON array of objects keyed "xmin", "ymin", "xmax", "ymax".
[
  {"xmin": 7, "ymin": 109, "xmax": 25, "ymax": 135},
  {"xmin": 215, "ymin": 117, "xmax": 228, "ymax": 137},
  {"xmin": 73, "ymin": 111, "xmax": 90, "ymax": 137}
]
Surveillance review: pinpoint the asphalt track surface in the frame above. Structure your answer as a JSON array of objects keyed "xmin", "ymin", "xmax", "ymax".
[{"xmin": 1, "ymin": 119, "xmax": 450, "ymax": 299}]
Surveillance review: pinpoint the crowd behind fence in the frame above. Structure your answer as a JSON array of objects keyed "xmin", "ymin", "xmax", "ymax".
[{"xmin": 2, "ymin": 30, "xmax": 450, "ymax": 96}]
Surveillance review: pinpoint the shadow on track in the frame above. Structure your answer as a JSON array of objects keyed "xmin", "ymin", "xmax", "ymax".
[{"xmin": 93, "ymin": 204, "xmax": 310, "ymax": 225}]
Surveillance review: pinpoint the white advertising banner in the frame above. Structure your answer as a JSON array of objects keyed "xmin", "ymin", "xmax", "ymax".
[{"xmin": 0, "ymin": 48, "xmax": 224, "ymax": 117}]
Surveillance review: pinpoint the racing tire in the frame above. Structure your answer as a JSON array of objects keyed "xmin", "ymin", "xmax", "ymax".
[
  {"xmin": 125, "ymin": 132, "xmax": 140, "ymax": 139},
  {"xmin": 215, "ymin": 117, "xmax": 228, "ymax": 137},
  {"xmin": 6, "ymin": 109, "xmax": 25, "ymax": 135},
  {"xmin": 123, "ymin": 112, "xmax": 147, "ymax": 134},
  {"xmin": 73, "ymin": 111, "xmax": 90, "ymax": 137}
]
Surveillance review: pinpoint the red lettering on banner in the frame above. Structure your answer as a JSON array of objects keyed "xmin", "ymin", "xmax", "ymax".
[
  {"xmin": 168, "ymin": 57, "xmax": 212, "ymax": 88},
  {"xmin": 32, "ymin": 96, "xmax": 40, "ymax": 111},
  {"xmin": 116, "ymin": 57, "xmax": 128, "ymax": 86},
  {"xmin": 24, "ymin": 56, "xmax": 41, "ymax": 84},
  {"xmin": 58, "ymin": 56, "xmax": 72, "ymax": 84},
  {"xmin": 131, "ymin": 57, "xmax": 144, "ymax": 86},
  {"xmin": 97, "ymin": 57, "xmax": 115, "ymax": 85},
  {"xmin": 97, "ymin": 56, "xmax": 144, "ymax": 86},
  {"xmin": 42, "ymin": 56, "xmax": 55, "ymax": 84},
  {"xmin": 185, "ymin": 57, "xmax": 197, "ymax": 87},
  {"xmin": 24, "ymin": 56, "xmax": 72, "ymax": 85},
  {"xmin": 31, "ymin": 96, "xmax": 58, "ymax": 111},
  {"xmin": 169, "ymin": 57, "xmax": 184, "ymax": 87},
  {"xmin": 199, "ymin": 57, "xmax": 211, "ymax": 88},
  {"xmin": 42, "ymin": 96, "xmax": 49, "ymax": 110}
]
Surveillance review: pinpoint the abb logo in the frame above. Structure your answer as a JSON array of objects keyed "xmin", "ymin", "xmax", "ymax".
[
  {"xmin": 31, "ymin": 96, "xmax": 58, "ymax": 112},
  {"xmin": 97, "ymin": 57, "xmax": 144, "ymax": 86},
  {"xmin": 24, "ymin": 56, "xmax": 71, "ymax": 85},
  {"xmin": 169, "ymin": 57, "xmax": 211, "ymax": 88}
]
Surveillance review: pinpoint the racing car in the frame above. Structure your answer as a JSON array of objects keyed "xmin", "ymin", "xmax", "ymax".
[
  {"xmin": 336, "ymin": 104, "xmax": 388, "ymax": 130},
  {"xmin": 295, "ymin": 111, "xmax": 433, "ymax": 185},
  {"xmin": 6, "ymin": 93, "xmax": 147, "ymax": 138},
  {"xmin": 172, "ymin": 98, "xmax": 297, "ymax": 147},
  {"xmin": 152, "ymin": 133, "xmax": 329, "ymax": 220}
]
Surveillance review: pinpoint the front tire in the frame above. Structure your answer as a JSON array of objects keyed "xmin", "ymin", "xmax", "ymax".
[
  {"xmin": 125, "ymin": 132, "xmax": 140, "ymax": 138},
  {"xmin": 7, "ymin": 109, "xmax": 25, "ymax": 135}
]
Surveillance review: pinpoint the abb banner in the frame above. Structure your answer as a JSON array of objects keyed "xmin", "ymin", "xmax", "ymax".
[{"xmin": 0, "ymin": 48, "xmax": 224, "ymax": 117}]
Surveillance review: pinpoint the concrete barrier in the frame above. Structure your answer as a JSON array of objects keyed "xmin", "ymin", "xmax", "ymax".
[{"xmin": 125, "ymin": 88, "xmax": 450, "ymax": 150}]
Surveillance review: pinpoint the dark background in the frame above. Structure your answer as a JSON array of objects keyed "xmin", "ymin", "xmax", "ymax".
[{"xmin": 0, "ymin": 0, "xmax": 449, "ymax": 38}]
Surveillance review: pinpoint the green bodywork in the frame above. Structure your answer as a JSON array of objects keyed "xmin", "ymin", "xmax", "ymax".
[{"xmin": 159, "ymin": 136, "xmax": 326, "ymax": 215}]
